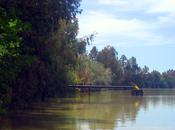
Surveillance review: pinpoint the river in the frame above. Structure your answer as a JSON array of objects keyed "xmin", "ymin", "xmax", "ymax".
[{"xmin": 0, "ymin": 89, "xmax": 175, "ymax": 130}]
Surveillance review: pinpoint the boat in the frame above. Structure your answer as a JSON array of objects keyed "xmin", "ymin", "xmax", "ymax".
[{"xmin": 131, "ymin": 85, "xmax": 143, "ymax": 96}]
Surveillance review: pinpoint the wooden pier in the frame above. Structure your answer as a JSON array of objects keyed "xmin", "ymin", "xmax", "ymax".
[
  {"xmin": 68, "ymin": 85, "xmax": 144, "ymax": 96},
  {"xmin": 67, "ymin": 85, "xmax": 133, "ymax": 90}
]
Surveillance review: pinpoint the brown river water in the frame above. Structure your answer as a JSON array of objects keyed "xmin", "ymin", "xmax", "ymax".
[{"xmin": 0, "ymin": 89, "xmax": 175, "ymax": 130}]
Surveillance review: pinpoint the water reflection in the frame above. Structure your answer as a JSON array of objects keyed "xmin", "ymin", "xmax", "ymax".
[{"xmin": 0, "ymin": 89, "xmax": 175, "ymax": 130}]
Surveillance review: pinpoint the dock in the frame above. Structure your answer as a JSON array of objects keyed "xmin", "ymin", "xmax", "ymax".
[{"xmin": 67, "ymin": 85, "xmax": 133, "ymax": 90}]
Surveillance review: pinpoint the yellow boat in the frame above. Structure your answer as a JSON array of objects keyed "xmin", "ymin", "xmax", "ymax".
[{"xmin": 131, "ymin": 85, "xmax": 143, "ymax": 96}]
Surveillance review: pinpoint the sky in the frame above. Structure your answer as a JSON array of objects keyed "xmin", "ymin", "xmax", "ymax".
[{"xmin": 77, "ymin": 0, "xmax": 175, "ymax": 72}]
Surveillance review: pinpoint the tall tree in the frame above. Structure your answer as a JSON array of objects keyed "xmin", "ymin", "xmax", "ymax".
[
  {"xmin": 97, "ymin": 46, "xmax": 122, "ymax": 85},
  {"xmin": 89, "ymin": 46, "xmax": 98, "ymax": 60}
]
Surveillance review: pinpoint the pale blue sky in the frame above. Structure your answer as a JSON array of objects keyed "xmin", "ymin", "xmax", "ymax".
[{"xmin": 77, "ymin": 0, "xmax": 175, "ymax": 72}]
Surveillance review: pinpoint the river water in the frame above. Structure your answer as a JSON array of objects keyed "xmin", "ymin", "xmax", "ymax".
[{"xmin": 0, "ymin": 89, "xmax": 175, "ymax": 130}]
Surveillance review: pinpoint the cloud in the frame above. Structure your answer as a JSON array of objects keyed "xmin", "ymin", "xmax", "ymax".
[
  {"xmin": 78, "ymin": 11, "xmax": 150, "ymax": 36},
  {"xmin": 98, "ymin": 0, "xmax": 175, "ymax": 15},
  {"xmin": 97, "ymin": 0, "xmax": 157, "ymax": 12},
  {"xmin": 78, "ymin": 11, "xmax": 160, "ymax": 45},
  {"xmin": 78, "ymin": 1, "xmax": 175, "ymax": 49},
  {"xmin": 98, "ymin": 0, "xmax": 128, "ymax": 6},
  {"xmin": 148, "ymin": 0, "xmax": 175, "ymax": 15}
]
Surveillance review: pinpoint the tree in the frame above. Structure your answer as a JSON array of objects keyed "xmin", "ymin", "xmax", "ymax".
[
  {"xmin": 90, "ymin": 60, "xmax": 112, "ymax": 85},
  {"xmin": 162, "ymin": 70, "xmax": 175, "ymax": 88},
  {"xmin": 74, "ymin": 55, "xmax": 112, "ymax": 85},
  {"xmin": 97, "ymin": 45, "xmax": 122, "ymax": 85},
  {"xmin": 143, "ymin": 71, "xmax": 162, "ymax": 88},
  {"xmin": 128, "ymin": 57, "xmax": 140, "ymax": 74},
  {"xmin": 119, "ymin": 55, "xmax": 127, "ymax": 68},
  {"xmin": 0, "ymin": 0, "xmax": 82, "ymax": 108},
  {"xmin": 142, "ymin": 66, "xmax": 149, "ymax": 74},
  {"xmin": 119, "ymin": 55, "xmax": 128, "ymax": 77},
  {"xmin": 0, "ymin": 7, "xmax": 32, "ymax": 106},
  {"xmin": 89, "ymin": 46, "xmax": 98, "ymax": 60}
]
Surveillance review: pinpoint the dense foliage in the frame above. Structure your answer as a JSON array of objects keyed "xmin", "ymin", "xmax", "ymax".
[
  {"xmin": 0, "ymin": 6, "xmax": 33, "ymax": 108},
  {"xmin": 0, "ymin": 0, "xmax": 82, "ymax": 108},
  {"xmin": 74, "ymin": 54, "xmax": 112, "ymax": 85}
]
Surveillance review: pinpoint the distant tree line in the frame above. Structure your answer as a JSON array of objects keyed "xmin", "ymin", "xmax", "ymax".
[
  {"xmin": 86, "ymin": 46, "xmax": 175, "ymax": 88},
  {"xmin": 70, "ymin": 45, "xmax": 175, "ymax": 89}
]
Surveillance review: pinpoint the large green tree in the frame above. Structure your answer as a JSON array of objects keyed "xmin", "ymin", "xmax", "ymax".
[
  {"xmin": 96, "ymin": 46, "xmax": 122, "ymax": 85},
  {"xmin": 0, "ymin": 0, "xmax": 82, "ymax": 108},
  {"xmin": 0, "ymin": 7, "xmax": 32, "ymax": 107}
]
